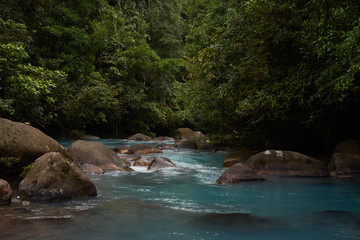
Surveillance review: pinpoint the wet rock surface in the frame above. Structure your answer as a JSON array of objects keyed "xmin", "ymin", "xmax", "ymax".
[
  {"xmin": 245, "ymin": 150, "xmax": 329, "ymax": 177},
  {"xmin": 216, "ymin": 163, "xmax": 265, "ymax": 184},
  {"xmin": 19, "ymin": 152, "xmax": 97, "ymax": 201},
  {"xmin": 147, "ymin": 157, "xmax": 177, "ymax": 170},
  {"xmin": 68, "ymin": 140, "xmax": 133, "ymax": 172}
]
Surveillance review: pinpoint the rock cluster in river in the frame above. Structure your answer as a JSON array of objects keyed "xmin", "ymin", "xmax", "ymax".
[
  {"xmin": 173, "ymin": 128, "xmax": 213, "ymax": 150},
  {"xmin": 218, "ymin": 150, "xmax": 330, "ymax": 184},
  {"xmin": 0, "ymin": 118, "xmax": 101, "ymax": 203}
]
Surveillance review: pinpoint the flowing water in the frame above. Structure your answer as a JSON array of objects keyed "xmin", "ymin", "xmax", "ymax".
[{"xmin": 1, "ymin": 139, "xmax": 360, "ymax": 240}]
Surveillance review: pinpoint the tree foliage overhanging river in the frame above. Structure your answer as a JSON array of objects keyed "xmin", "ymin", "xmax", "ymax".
[{"xmin": 1, "ymin": 0, "xmax": 360, "ymax": 155}]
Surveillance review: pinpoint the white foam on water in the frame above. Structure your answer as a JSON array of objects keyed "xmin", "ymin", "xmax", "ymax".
[
  {"xmin": 23, "ymin": 215, "xmax": 73, "ymax": 220},
  {"xmin": 131, "ymin": 166, "xmax": 150, "ymax": 173}
]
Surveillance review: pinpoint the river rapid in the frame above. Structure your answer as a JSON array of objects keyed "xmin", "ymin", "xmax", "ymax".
[{"xmin": 1, "ymin": 139, "xmax": 359, "ymax": 240}]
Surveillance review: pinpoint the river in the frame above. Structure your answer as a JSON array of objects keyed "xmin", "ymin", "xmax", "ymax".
[{"xmin": 1, "ymin": 139, "xmax": 359, "ymax": 240}]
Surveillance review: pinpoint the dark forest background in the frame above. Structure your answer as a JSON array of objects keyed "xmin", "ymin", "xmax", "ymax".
[{"xmin": 1, "ymin": 0, "xmax": 359, "ymax": 154}]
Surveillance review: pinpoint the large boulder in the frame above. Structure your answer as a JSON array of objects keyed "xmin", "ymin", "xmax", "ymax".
[
  {"xmin": 329, "ymin": 153, "xmax": 360, "ymax": 174},
  {"xmin": 147, "ymin": 157, "xmax": 177, "ymax": 170},
  {"xmin": 173, "ymin": 128, "xmax": 196, "ymax": 140},
  {"xmin": 334, "ymin": 140, "xmax": 360, "ymax": 155},
  {"xmin": 0, "ymin": 179, "xmax": 12, "ymax": 205},
  {"xmin": 245, "ymin": 150, "xmax": 329, "ymax": 177},
  {"xmin": 128, "ymin": 143, "xmax": 163, "ymax": 155},
  {"xmin": 68, "ymin": 140, "xmax": 133, "ymax": 172},
  {"xmin": 19, "ymin": 152, "xmax": 97, "ymax": 201},
  {"xmin": 128, "ymin": 133, "xmax": 152, "ymax": 141},
  {"xmin": 173, "ymin": 128, "xmax": 205, "ymax": 149},
  {"xmin": 329, "ymin": 140, "xmax": 360, "ymax": 173},
  {"xmin": 223, "ymin": 149, "xmax": 253, "ymax": 167},
  {"xmin": 0, "ymin": 118, "xmax": 67, "ymax": 182},
  {"xmin": 216, "ymin": 163, "xmax": 265, "ymax": 184}
]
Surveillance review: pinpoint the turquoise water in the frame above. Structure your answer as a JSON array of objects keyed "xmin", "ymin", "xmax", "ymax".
[{"xmin": 1, "ymin": 139, "xmax": 360, "ymax": 240}]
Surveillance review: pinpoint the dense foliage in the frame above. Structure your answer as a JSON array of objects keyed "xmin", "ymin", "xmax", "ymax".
[
  {"xmin": 0, "ymin": 0, "xmax": 359, "ymax": 153},
  {"xmin": 181, "ymin": 0, "xmax": 360, "ymax": 153}
]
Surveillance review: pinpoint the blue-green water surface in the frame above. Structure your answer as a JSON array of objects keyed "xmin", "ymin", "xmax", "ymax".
[{"xmin": 1, "ymin": 139, "xmax": 359, "ymax": 240}]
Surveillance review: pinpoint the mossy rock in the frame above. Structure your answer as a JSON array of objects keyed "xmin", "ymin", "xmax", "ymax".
[{"xmin": 19, "ymin": 152, "xmax": 97, "ymax": 201}]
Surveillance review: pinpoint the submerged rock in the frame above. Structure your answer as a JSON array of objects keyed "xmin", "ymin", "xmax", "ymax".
[
  {"xmin": 197, "ymin": 213, "xmax": 257, "ymax": 225},
  {"xmin": 19, "ymin": 152, "xmax": 97, "ymax": 201},
  {"xmin": 128, "ymin": 133, "xmax": 152, "ymax": 141},
  {"xmin": 128, "ymin": 143, "xmax": 162, "ymax": 155},
  {"xmin": 192, "ymin": 213, "xmax": 273, "ymax": 231},
  {"xmin": 68, "ymin": 140, "xmax": 133, "ymax": 172},
  {"xmin": 147, "ymin": 157, "xmax": 177, "ymax": 170},
  {"xmin": 0, "ymin": 179, "xmax": 12, "ymax": 205},
  {"xmin": 223, "ymin": 149, "xmax": 253, "ymax": 167},
  {"xmin": 310, "ymin": 210, "xmax": 360, "ymax": 228},
  {"xmin": 245, "ymin": 150, "xmax": 329, "ymax": 177},
  {"xmin": 216, "ymin": 163, "xmax": 265, "ymax": 184}
]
